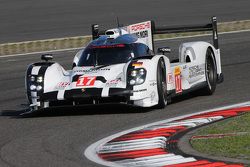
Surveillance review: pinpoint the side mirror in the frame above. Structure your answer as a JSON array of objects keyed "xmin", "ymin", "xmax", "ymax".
[
  {"xmin": 41, "ymin": 54, "xmax": 53, "ymax": 62},
  {"xmin": 157, "ymin": 47, "xmax": 171, "ymax": 55}
]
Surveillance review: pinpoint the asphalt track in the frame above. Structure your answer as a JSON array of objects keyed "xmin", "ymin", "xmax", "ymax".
[
  {"xmin": 1, "ymin": 0, "xmax": 250, "ymax": 43},
  {"xmin": 0, "ymin": 31, "xmax": 250, "ymax": 167}
]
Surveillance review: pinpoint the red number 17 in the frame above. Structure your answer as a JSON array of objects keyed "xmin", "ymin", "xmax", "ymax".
[{"xmin": 76, "ymin": 76, "xmax": 96, "ymax": 86}]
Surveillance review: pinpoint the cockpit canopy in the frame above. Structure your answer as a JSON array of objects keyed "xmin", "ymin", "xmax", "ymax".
[{"xmin": 77, "ymin": 43, "xmax": 152, "ymax": 66}]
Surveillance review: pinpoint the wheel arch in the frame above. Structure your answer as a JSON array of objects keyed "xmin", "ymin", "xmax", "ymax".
[{"xmin": 179, "ymin": 42, "xmax": 218, "ymax": 65}]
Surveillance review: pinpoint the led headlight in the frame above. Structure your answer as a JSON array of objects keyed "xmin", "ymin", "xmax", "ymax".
[
  {"xmin": 30, "ymin": 85, "xmax": 37, "ymax": 91},
  {"xmin": 36, "ymin": 85, "xmax": 43, "ymax": 91},
  {"xmin": 136, "ymin": 78, "xmax": 145, "ymax": 85},
  {"xmin": 30, "ymin": 76, "xmax": 35, "ymax": 82},
  {"xmin": 130, "ymin": 70, "xmax": 137, "ymax": 77},
  {"xmin": 128, "ymin": 68, "xmax": 147, "ymax": 85},
  {"xmin": 37, "ymin": 76, "xmax": 43, "ymax": 83},
  {"xmin": 129, "ymin": 79, "xmax": 136, "ymax": 85},
  {"xmin": 139, "ymin": 69, "xmax": 145, "ymax": 76}
]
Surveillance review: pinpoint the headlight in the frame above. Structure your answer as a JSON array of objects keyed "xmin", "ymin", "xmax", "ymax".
[
  {"xmin": 131, "ymin": 70, "xmax": 137, "ymax": 77},
  {"xmin": 30, "ymin": 76, "xmax": 35, "ymax": 82},
  {"xmin": 136, "ymin": 78, "xmax": 145, "ymax": 85},
  {"xmin": 36, "ymin": 85, "xmax": 43, "ymax": 91},
  {"xmin": 37, "ymin": 76, "xmax": 43, "ymax": 83},
  {"xmin": 129, "ymin": 79, "xmax": 136, "ymax": 85},
  {"xmin": 139, "ymin": 69, "xmax": 145, "ymax": 76},
  {"xmin": 128, "ymin": 68, "xmax": 146, "ymax": 85},
  {"xmin": 30, "ymin": 85, "xmax": 37, "ymax": 91}
]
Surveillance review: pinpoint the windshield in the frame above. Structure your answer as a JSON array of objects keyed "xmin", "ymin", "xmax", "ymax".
[{"xmin": 78, "ymin": 44, "xmax": 133, "ymax": 66}]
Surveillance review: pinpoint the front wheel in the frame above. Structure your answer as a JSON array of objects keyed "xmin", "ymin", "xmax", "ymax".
[
  {"xmin": 156, "ymin": 58, "xmax": 168, "ymax": 108},
  {"xmin": 200, "ymin": 47, "xmax": 217, "ymax": 95}
]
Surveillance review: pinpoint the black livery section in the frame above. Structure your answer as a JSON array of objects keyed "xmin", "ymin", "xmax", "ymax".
[
  {"xmin": 40, "ymin": 88, "xmax": 133, "ymax": 107},
  {"xmin": 26, "ymin": 62, "xmax": 55, "ymax": 104}
]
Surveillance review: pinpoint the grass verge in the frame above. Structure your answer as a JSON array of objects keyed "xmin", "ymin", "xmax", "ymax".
[
  {"xmin": 190, "ymin": 112, "xmax": 250, "ymax": 161},
  {"xmin": 1, "ymin": 20, "xmax": 250, "ymax": 56}
]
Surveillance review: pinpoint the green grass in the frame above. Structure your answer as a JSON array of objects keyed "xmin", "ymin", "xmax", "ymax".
[
  {"xmin": 1, "ymin": 20, "xmax": 250, "ymax": 56},
  {"xmin": 191, "ymin": 112, "xmax": 250, "ymax": 161}
]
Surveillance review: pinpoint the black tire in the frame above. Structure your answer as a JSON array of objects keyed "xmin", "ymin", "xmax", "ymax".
[
  {"xmin": 156, "ymin": 58, "xmax": 168, "ymax": 108},
  {"xmin": 200, "ymin": 47, "xmax": 217, "ymax": 95}
]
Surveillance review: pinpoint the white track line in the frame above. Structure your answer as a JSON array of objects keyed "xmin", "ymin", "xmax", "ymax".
[
  {"xmin": 1, "ymin": 29, "xmax": 250, "ymax": 59},
  {"xmin": 0, "ymin": 47, "xmax": 82, "ymax": 58},
  {"xmin": 84, "ymin": 101, "xmax": 250, "ymax": 167},
  {"xmin": 155, "ymin": 29, "xmax": 250, "ymax": 41},
  {"xmin": 117, "ymin": 154, "xmax": 195, "ymax": 167}
]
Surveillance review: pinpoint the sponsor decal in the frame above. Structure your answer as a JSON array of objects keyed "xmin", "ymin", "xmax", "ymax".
[
  {"xmin": 167, "ymin": 73, "xmax": 173, "ymax": 84},
  {"xmin": 130, "ymin": 22, "xmax": 150, "ymax": 32},
  {"xmin": 174, "ymin": 66, "xmax": 182, "ymax": 93},
  {"xmin": 174, "ymin": 66, "xmax": 181, "ymax": 75},
  {"xmin": 150, "ymin": 81, "xmax": 157, "ymax": 86},
  {"xmin": 150, "ymin": 91, "xmax": 156, "ymax": 101},
  {"xmin": 57, "ymin": 82, "xmax": 70, "ymax": 88},
  {"xmin": 189, "ymin": 65, "xmax": 205, "ymax": 78},
  {"xmin": 106, "ymin": 78, "xmax": 121, "ymax": 86},
  {"xmin": 74, "ymin": 68, "xmax": 110, "ymax": 73},
  {"xmin": 132, "ymin": 62, "xmax": 143, "ymax": 67},
  {"xmin": 76, "ymin": 76, "xmax": 96, "ymax": 86},
  {"xmin": 132, "ymin": 30, "xmax": 148, "ymax": 38},
  {"xmin": 128, "ymin": 21, "xmax": 153, "ymax": 50},
  {"xmin": 91, "ymin": 44, "xmax": 125, "ymax": 49}
]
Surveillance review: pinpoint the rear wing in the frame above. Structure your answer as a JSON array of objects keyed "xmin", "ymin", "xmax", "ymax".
[
  {"xmin": 91, "ymin": 16, "xmax": 219, "ymax": 51},
  {"xmin": 153, "ymin": 16, "xmax": 219, "ymax": 49}
]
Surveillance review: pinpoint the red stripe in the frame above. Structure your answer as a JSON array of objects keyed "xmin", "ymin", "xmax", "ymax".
[
  {"xmin": 151, "ymin": 125, "xmax": 187, "ymax": 130},
  {"xmin": 184, "ymin": 112, "xmax": 238, "ymax": 120},
  {"xmin": 98, "ymin": 106, "xmax": 250, "ymax": 164},
  {"xmin": 123, "ymin": 131, "xmax": 172, "ymax": 137},
  {"xmin": 127, "ymin": 126, "xmax": 187, "ymax": 136},
  {"xmin": 99, "ymin": 148, "xmax": 167, "ymax": 160},
  {"xmin": 130, "ymin": 129, "xmax": 177, "ymax": 134},
  {"xmin": 108, "ymin": 126, "xmax": 186, "ymax": 143},
  {"xmin": 163, "ymin": 160, "xmax": 210, "ymax": 167},
  {"xmin": 112, "ymin": 133, "xmax": 171, "ymax": 142},
  {"xmin": 110, "ymin": 127, "xmax": 188, "ymax": 142},
  {"xmin": 194, "ymin": 162, "xmax": 227, "ymax": 167},
  {"xmin": 181, "ymin": 106, "xmax": 250, "ymax": 120},
  {"xmin": 218, "ymin": 106, "xmax": 250, "ymax": 113}
]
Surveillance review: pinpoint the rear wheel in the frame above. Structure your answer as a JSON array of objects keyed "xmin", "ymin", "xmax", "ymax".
[
  {"xmin": 200, "ymin": 47, "xmax": 217, "ymax": 95},
  {"xmin": 156, "ymin": 58, "xmax": 168, "ymax": 108}
]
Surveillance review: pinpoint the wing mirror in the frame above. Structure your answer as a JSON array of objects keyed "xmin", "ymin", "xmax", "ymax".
[
  {"xmin": 41, "ymin": 54, "xmax": 53, "ymax": 62},
  {"xmin": 157, "ymin": 47, "xmax": 171, "ymax": 55}
]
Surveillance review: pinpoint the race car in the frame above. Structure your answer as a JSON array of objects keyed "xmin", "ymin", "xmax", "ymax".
[{"xmin": 25, "ymin": 17, "xmax": 223, "ymax": 112}]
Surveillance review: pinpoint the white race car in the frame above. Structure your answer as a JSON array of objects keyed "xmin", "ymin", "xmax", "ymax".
[{"xmin": 25, "ymin": 17, "xmax": 223, "ymax": 112}]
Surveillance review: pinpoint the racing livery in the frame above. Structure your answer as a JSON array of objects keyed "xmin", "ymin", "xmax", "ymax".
[{"xmin": 25, "ymin": 17, "xmax": 223, "ymax": 112}]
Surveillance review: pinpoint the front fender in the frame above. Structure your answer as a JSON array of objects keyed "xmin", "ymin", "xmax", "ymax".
[{"xmin": 43, "ymin": 63, "xmax": 70, "ymax": 93}]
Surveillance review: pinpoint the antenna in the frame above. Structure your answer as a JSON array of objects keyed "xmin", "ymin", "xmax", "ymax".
[
  {"xmin": 116, "ymin": 17, "xmax": 120, "ymax": 27},
  {"xmin": 116, "ymin": 17, "xmax": 123, "ymax": 35}
]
